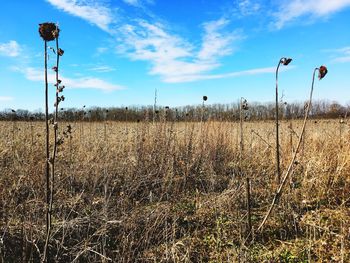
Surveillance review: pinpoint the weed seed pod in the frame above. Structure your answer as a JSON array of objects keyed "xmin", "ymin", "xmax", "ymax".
[
  {"xmin": 39, "ymin": 22, "xmax": 59, "ymax": 41},
  {"xmin": 242, "ymin": 99, "xmax": 249, "ymax": 110},
  {"xmin": 318, "ymin": 65, "xmax": 328, "ymax": 80},
  {"xmin": 203, "ymin": 96, "xmax": 208, "ymax": 101}
]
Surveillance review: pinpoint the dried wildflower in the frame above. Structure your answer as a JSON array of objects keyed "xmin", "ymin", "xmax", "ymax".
[
  {"xmin": 281, "ymin": 57, "xmax": 292, "ymax": 66},
  {"xmin": 318, "ymin": 65, "xmax": 328, "ymax": 80},
  {"xmin": 52, "ymin": 66, "xmax": 58, "ymax": 72},
  {"xmin": 241, "ymin": 99, "xmax": 249, "ymax": 110},
  {"xmin": 57, "ymin": 48, "xmax": 64, "ymax": 56},
  {"xmin": 203, "ymin": 95, "xmax": 208, "ymax": 101},
  {"xmin": 58, "ymin": 86, "xmax": 65, "ymax": 92},
  {"xmin": 39, "ymin": 23, "xmax": 59, "ymax": 41}
]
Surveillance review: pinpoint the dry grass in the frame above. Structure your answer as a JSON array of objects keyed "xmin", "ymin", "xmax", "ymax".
[{"xmin": 0, "ymin": 119, "xmax": 349, "ymax": 262}]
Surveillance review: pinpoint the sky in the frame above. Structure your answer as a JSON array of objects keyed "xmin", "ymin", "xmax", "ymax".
[{"xmin": 0, "ymin": 0, "xmax": 350, "ymax": 111}]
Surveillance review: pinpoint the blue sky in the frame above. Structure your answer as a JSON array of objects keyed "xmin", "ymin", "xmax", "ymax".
[{"xmin": 0, "ymin": 0, "xmax": 350, "ymax": 111}]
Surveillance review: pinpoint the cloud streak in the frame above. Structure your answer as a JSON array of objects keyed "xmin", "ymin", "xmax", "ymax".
[
  {"xmin": 0, "ymin": 41, "xmax": 21, "ymax": 57},
  {"xmin": 325, "ymin": 46, "xmax": 350, "ymax": 63},
  {"xmin": 274, "ymin": 0, "xmax": 350, "ymax": 29},
  {"xmin": 46, "ymin": 0, "xmax": 113, "ymax": 31},
  {"xmin": 14, "ymin": 67, "xmax": 124, "ymax": 92},
  {"xmin": 164, "ymin": 66, "xmax": 294, "ymax": 83}
]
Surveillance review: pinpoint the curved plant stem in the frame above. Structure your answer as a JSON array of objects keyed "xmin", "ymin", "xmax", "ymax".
[{"xmin": 257, "ymin": 68, "xmax": 318, "ymax": 232}]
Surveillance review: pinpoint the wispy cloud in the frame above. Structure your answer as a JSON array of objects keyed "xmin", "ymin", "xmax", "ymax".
[
  {"xmin": 0, "ymin": 40, "xmax": 21, "ymax": 57},
  {"xmin": 164, "ymin": 66, "xmax": 294, "ymax": 83},
  {"xmin": 237, "ymin": 0, "xmax": 261, "ymax": 16},
  {"xmin": 89, "ymin": 65, "xmax": 116, "ymax": 72},
  {"xmin": 46, "ymin": 0, "xmax": 114, "ymax": 31},
  {"xmin": 274, "ymin": 0, "xmax": 350, "ymax": 29},
  {"xmin": 198, "ymin": 18, "xmax": 240, "ymax": 61},
  {"xmin": 0, "ymin": 96, "xmax": 14, "ymax": 102},
  {"xmin": 13, "ymin": 67, "xmax": 124, "ymax": 92},
  {"xmin": 118, "ymin": 18, "xmax": 241, "ymax": 83},
  {"xmin": 326, "ymin": 46, "xmax": 350, "ymax": 63},
  {"xmin": 122, "ymin": 0, "xmax": 154, "ymax": 7}
]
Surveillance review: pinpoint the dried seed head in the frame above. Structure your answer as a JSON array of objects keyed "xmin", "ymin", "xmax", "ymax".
[
  {"xmin": 318, "ymin": 65, "xmax": 328, "ymax": 80},
  {"xmin": 241, "ymin": 99, "xmax": 249, "ymax": 110},
  {"xmin": 281, "ymin": 57, "xmax": 292, "ymax": 66},
  {"xmin": 58, "ymin": 48, "xmax": 64, "ymax": 56},
  {"xmin": 203, "ymin": 95, "xmax": 208, "ymax": 101},
  {"xmin": 39, "ymin": 23, "xmax": 59, "ymax": 41}
]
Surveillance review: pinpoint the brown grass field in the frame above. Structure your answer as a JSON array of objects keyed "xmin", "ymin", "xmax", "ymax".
[{"xmin": 0, "ymin": 119, "xmax": 349, "ymax": 262}]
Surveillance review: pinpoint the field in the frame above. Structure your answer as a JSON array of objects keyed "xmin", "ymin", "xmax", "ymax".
[{"xmin": 0, "ymin": 119, "xmax": 349, "ymax": 262}]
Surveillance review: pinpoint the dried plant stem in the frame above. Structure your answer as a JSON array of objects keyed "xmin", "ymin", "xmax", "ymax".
[
  {"xmin": 275, "ymin": 62, "xmax": 281, "ymax": 184},
  {"xmin": 42, "ymin": 39, "xmax": 51, "ymax": 263},
  {"xmin": 246, "ymin": 177, "xmax": 252, "ymax": 236},
  {"xmin": 239, "ymin": 98, "xmax": 244, "ymax": 167},
  {"xmin": 257, "ymin": 68, "xmax": 318, "ymax": 232},
  {"xmin": 43, "ymin": 28, "xmax": 62, "ymax": 263}
]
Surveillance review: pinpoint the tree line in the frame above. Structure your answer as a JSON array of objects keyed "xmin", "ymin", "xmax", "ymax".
[{"xmin": 1, "ymin": 100, "xmax": 348, "ymax": 122}]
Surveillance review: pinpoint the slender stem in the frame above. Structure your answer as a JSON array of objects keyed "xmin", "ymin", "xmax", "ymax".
[
  {"xmin": 43, "ymin": 40, "xmax": 50, "ymax": 263},
  {"xmin": 275, "ymin": 60, "xmax": 282, "ymax": 184},
  {"xmin": 49, "ymin": 35, "xmax": 60, "ymax": 232},
  {"xmin": 239, "ymin": 98, "xmax": 244, "ymax": 167},
  {"xmin": 246, "ymin": 177, "xmax": 252, "ymax": 236}
]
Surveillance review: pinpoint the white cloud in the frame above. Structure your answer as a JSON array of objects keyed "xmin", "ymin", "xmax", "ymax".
[
  {"xmin": 89, "ymin": 65, "xmax": 116, "ymax": 72},
  {"xmin": 238, "ymin": 0, "xmax": 261, "ymax": 16},
  {"xmin": 14, "ymin": 67, "xmax": 124, "ymax": 91},
  {"xmin": 0, "ymin": 41, "xmax": 21, "ymax": 57},
  {"xmin": 328, "ymin": 46, "xmax": 350, "ymax": 63},
  {"xmin": 122, "ymin": 0, "xmax": 154, "ymax": 7},
  {"xmin": 118, "ymin": 19, "xmax": 240, "ymax": 83},
  {"xmin": 123, "ymin": 0, "xmax": 140, "ymax": 6},
  {"xmin": 0, "ymin": 96, "xmax": 14, "ymax": 102},
  {"xmin": 46, "ymin": 0, "xmax": 113, "ymax": 31},
  {"xmin": 164, "ymin": 66, "xmax": 291, "ymax": 83},
  {"xmin": 198, "ymin": 18, "xmax": 240, "ymax": 61},
  {"xmin": 274, "ymin": 0, "xmax": 350, "ymax": 29}
]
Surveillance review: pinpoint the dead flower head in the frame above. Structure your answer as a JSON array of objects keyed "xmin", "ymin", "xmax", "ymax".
[
  {"xmin": 318, "ymin": 65, "xmax": 328, "ymax": 80},
  {"xmin": 39, "ymin": 22, "xmax": 60, "ymax": 41}
]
